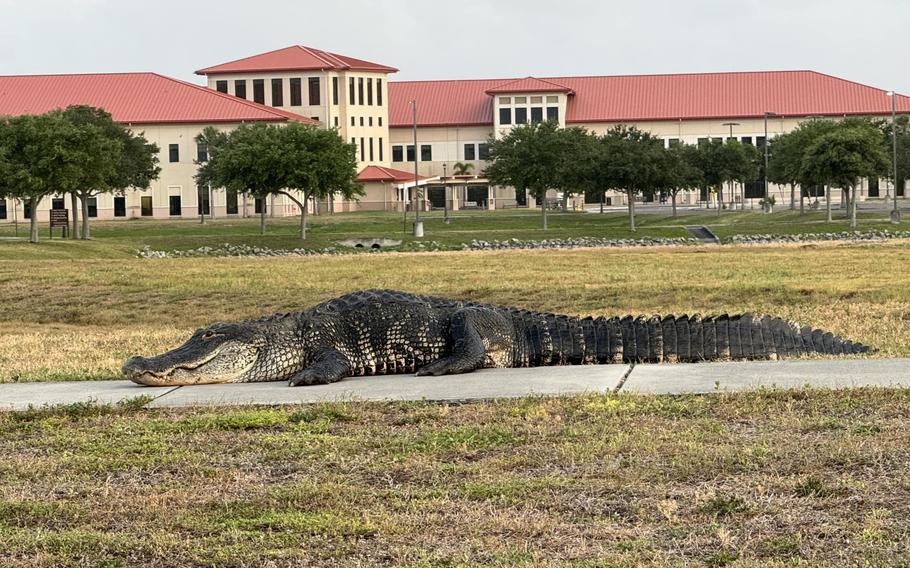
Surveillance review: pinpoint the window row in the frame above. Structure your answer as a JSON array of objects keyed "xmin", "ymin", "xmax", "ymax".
[
  {"xmin": 351, "ymin": 137, "xmax": 384, "ymax": 162},
  {"xmin": 349, "ymin": 116, "xmax": 384, "ymax": 127},
  {"xmin": 166, "ymin": 142, "xmax": 209, "ymax": 164},
  {"xmin": 499, "ymin": 106, "xmax": 558, "ymax": 125},
  {"xmin": 499, "ymin": 95, "xmax": 560, "ymax": 105},
  {"xmin": 391, "ymin": 143, "xmax": 489, "ymax": 163},
  {"xmin": 216, "ymin": 77, "xmax": 327, "ymax": 107},
  {"xmin": 347, "ymin": 77, "xmax": 383, "ymax": 107}
]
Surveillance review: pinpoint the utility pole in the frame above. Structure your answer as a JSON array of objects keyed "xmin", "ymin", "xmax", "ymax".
[
  {"xmin": 888, "ymin": 91, "xmax": 901, "ymax": 223},
  {"xmin": 411, "ymin": 100, "xmax": 423, "ymax": 237},
  {"xmin": 442, "ymin": 162, "xmax": 450, "ymax": 224}
]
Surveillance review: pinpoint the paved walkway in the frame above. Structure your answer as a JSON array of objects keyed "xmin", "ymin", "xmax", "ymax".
[{"xmin": 0, "ymin": 359, "xmax": 908, "ymax": 411}]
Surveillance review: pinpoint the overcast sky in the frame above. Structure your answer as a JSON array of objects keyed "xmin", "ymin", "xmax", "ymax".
[{"xmin": 1, "ymin": 0, "xmax": 908, "ymax": 96}]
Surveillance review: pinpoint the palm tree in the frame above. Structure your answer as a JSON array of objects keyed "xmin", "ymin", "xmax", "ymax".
[{"xmin": 452, "ymin": 162, "xmax": 475, "ymax": 208}]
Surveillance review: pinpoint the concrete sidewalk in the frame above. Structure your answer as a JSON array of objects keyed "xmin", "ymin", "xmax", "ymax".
[{"xmin": 0, "ymin": 358, "xmax": 908, "ymax": 411}]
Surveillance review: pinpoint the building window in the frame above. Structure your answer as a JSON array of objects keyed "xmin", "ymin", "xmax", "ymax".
[
  {"xmin": 546, "ymin": 95, "xmax": 558, "ymax": 104},
  {"xmin": 253, "ymin": 79, "xmax": 265, "ymax": 104},
  {"xmin": 392, "ymin": 145, "xmax": 403, "ymax": 162},
  {"xmin": 226, "ymin": 189, "xmax": 239, "ymax": 215},
  {"xmin": 499, "ymin": 107, "xmax": 512, "ymax": 125},
  {"xmin": 168, "ymin": 144, "xmax": 179, "ymax": 163},
  {"xmin": 351, "ymin": 116, "xmax": 355, "ymax": 126},
  {"xmin": 499, "ymin": 97, "xmax": 511, "ymax": 104},
  {"xmin": 756, "ymin": 136, "xmax": 766, "ymax": 148},
  {"xmin": 234, "ymin": 80, "xmax": 246, "ymax": 99},
  {"xmin": 169, "ymin": 196, "xmax": 181, "ymax": 216},
  {"xmin": 196, "ymin": 142, "xmax": 208, "ymax": 163},
  {"xmin": 23, "ymin": 199, "xmax": 32, "ymax": 218},
  {"xmin": 357, "ymin": 78, "xmax": 364, "ymax": 105},
  {"xmin": 360, "ymin": 117, "xmax": 364, "ymax": 126},
  {"xmin": 741, "ymin": 136, "xmax": 753, "ymax": 145},
  {"xmin": 308, "ymin": 77, "xmax": 320, "ymax": 106},
  {"xmin": 546, "ymin": 107, "xmax": 558, "ymax": 122},
  {"xmin": 349, "ymin": 78, "xmax": 355, "ymax": 104},
  {"xmin": 113, "ymin": 196, "xmax": 125, "ymax": 217},
  {"xmin": 464, "ymin": 143, "xmax": 476, "ymax": 161},
  {"xmin": 514, "ymin": 96, "xmax": 527, "ymax": 104},
  {"xmin": 369, "ymin": 117, "xmax": 373, "ymax": 126},
  {"xmin": 369, "ymin": 137, "xmax": 374, "ymax": 161},
  {"xmin": 406, "ymin": 145, "xmax": 415, "ymax": 162},
  {"xmin": 289, "ymin": 78, "xmax": 302, "ymax": 106},
  {"xmin": 668, "ymin": 138, "xmax": 680, "ymax": 147},
  {"xmin": 271, "ymin": 78, "xmax": 283, "ymax": 106},
  {"xmin": 334, "ymin": 116, "xmax": 338, "ymax": 127},
  {"xmin": 360, "ymin": 137, "xmax": 365, "ymax": 161},
  {"xmin": 367, "ymin": 78, "xmax": 373, "ymax": 105},
  {"xmin": 869, "ymin": 177, "xmax": 880, "ymax": 198},
  {"xmin": 197, "ymin": 186, "xmax": 210, "ymax": 215},
  {"xmin": 87, "ymin": 197, "xmax": 97, "ymax": 218},
  {"xmin": 216, "ymin": 80, "xmax": 228, "ymax": 93},
  {"xmin": 332, "ymin": 77, "xmax": 339, "ymax": 105},
  {"xmin": 141, "ymin": 196, "xmax": 153, "ymax": 216},
  {"xmin": 697, "ymin": 138, "xmax": 708, "ymax": 146},
  {"xmin": 379, "ymin": 137, "xmax": 383, "ymax": 161},
  {"xmin": 531, "ymin": 107, "xmax": 543, "ymax": 123},
  {"xmin": 377, "ymin": 79, "xmax": 383, "ymax": 106},
  {"xmin": 52, "ymin": 197, "xmax": 64, "ymax": 209},
  {"xmin": 0, "ymin": 200, "xmax": 6, "ymax": 220},
  {"xmin": 478, "ymin": 143, "xmax": 490, "ymax": 160},
  {"xmin": 378, "ymin": 117, "xmax": 382, "ymax": 126},
  {"xmin": 420, "ymin": 145, "xmax": 432, "ymax": 161},
  {"xmin": 515, "ymin": 107, "xmax": 527, "ymax": 124}
]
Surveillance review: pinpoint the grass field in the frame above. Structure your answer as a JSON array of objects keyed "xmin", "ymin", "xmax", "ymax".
[
  {"xmin": 0, "ymin": 208, "xmax": 905, "ymax": 260},
  {"xmin": 3, "ymin": 389, "xmax": 910, "ymax": 566}
]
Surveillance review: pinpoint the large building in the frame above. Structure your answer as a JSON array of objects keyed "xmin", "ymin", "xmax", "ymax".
[{"xmin": 2, "ymin": 46, "xmax": 909, "ymax": 222}]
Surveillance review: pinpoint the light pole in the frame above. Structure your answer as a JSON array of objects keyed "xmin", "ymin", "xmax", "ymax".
[
  {"xmin": 442, "ymin": 162, "xmax": 450, "ymax": 224},
  {"xmin": 887, "ymin": 91, "xmax": 901, "ymax": 223},
  {"xmin": 722, "ymin": 122, "xmax": 740, "ymax": 140},
  {"xmin": 411, "ymin": 100, "xmax": 423, "ymax": 237},
  {"xmin": 763, "ymin": 112, "xmax": 778, "ymax": 202},
  {"xmin": 722, "ymin": 122, "xmax": 740, "ymax": 208}
]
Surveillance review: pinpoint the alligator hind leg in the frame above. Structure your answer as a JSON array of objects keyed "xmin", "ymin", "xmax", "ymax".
[
  {"xmin": 416, "ymin": 307, "xmax": 514, "ymax": 376},
  {"xmin": 288, "ymin": 349, "xmax": 351, "ymax": 386}
]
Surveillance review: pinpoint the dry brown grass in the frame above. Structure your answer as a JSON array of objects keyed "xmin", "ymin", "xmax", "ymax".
[{"xmin": 0, "ymin": 240, "xmax": 908, "ymax": 382}]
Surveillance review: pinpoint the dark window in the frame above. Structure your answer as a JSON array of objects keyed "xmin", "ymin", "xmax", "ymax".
[
  {"xmin": 289, "ymin": 78, "xmax": 302, "ymax": 106},
  {"xmin": 406, "ymin": 145, "xmax": 415, "ymax": 162},
  {"xmin": 478, "ymin": 143, "xmax": 490, "ymax": 160},
  {"xmin": 515, "ymin": 107, "xmax": 527, "ymax": 124},
  {"xmin": 531, "ymin": 107, "xmax": 543, "ymax": 123},
  {"xmin": 349, "ymin": 77, "xmax": 355, "ymax": 104},
  {"xmin": 369, "ymin": 137, "xmax": 374, "ymax": 161},
  {"xmin": 351, "ymin": 116, "xmax": 355, "ymax": 126},
  {"xmin": 87, "ymin": 197, "xmax": 97, "ymax": 218},
  {"xmin": 197, "ymin": 186, "xmax": 210, "ymax": 215},
  {"xmin": 869, "ymin": 177, "xmax": 880, "ymax": 198},
  {"xmin": 23, "ymin": 199, "xmax": 32, "ymax": 218},
  {"xmin": 334, "ymin": 116, "xmax": 338, "ymax": 127},
  {"xmin": 360, "ymin": 117, "xmax": 364, "ymax": 126},
  {"xmin": 464, "ymin": 143, "xmax": 476, "ymax": 161},
  {"xmin": 756, "ymin": 136, "xmax": 767, "ymax": 148},
  {"xmin": 499, "ymin": 107, "xmax": 512, "ymax": 125},
  {"xmin": 196, "ymin": 143, "xmax": 208, "ymax": 163},
  {"xmin": 376, "ymin": 79, "xmax": 383, "ymax": 106},
  {"xmin": 367, "ymin": 78, "xmax": 373, "ymax": 105},
  {"xmin": 215, "ymin": 80, "xmax": 228, "ymax": 93},
  {"xmin": 226, "ymin": 189, "xmax": 238, "ymax": 215},
  {"xmin": 332, "ymin": 77, "xmax": 339, "ymax": 105},
  {"xmin": 546, "ymin": 107, "xmax": 558, "ymax": 122},
  {"xmin": 0, "ymin": 200, "xmax": 6, "ymax": 220},
  {"xmin": 234, "ymin": 80, "xmax": 246, "ymax": 99},
  {"xmin": 141, "ymin": 196, "xmax": 153, "ymax": 216},
  {"xmin": 697, "ymin": 138, "xmax": 708, "ymax": 147},
  {"xmin": 358, "ymin": 78, "xmax": 364, "ymax": 105},
  {"xmin": 378, "ymin": 117, "xmax": 382, "ymax": 126},
  {"xmin": 168, "ymin": 144, "xmax": 179, "ymax": 163},
  {"xmin": 668, "ymin": 138, "xmax": 680, "ymax": 147},
  {"xmin": 114, "ymin": 196, "xmax": 126, "ymax": 217},
  {"xmin": 169, "ymin": 196, "xmax": 182, "ymax": 216},
  {"xmin": 741, "ymin": 136, "xmax": 753, "ymax": 145},
  {"xmin": 254, "ymin": 197, "xmax": 266, "ymax": 214},
  {"xmin": 898, "ymin": 178, "xmax": 906, "ymax": 197},
  {"xmin": 253, "ymin": 79, "xmax": 265, "ymax": 104},
  {"xmin": 379, "ymin": 137, "xmax": 383, "ymax": 161},
  {"xmin": 360, "ymin": 137, "xmax": 365, "ymax": 161},
  {"xmin": 271, "ymin": 78, "xmax": 283, "ymax": 106},
  {"xmin": 52, "ymin": 197, "xmax": 64, "ymax": 209},
  {"xmin": 392, "ymin": 145, "xmax": 403, "ymax": 162},
  {"xmin": 421, "ymin": 145, "xmax": 432, "ymax": 161},
  {"xmin": 369, "ymin": 117, "xmax": 373, "ymax": 126},
  {"xmin": 308, "ymin": 77, "xmax": 320, "ymax": 105}
]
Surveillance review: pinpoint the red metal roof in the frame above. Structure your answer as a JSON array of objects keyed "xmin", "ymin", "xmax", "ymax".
[
  {"xmin": 357, "ymin": 165, "xmax": 425, "ymax": 183},
  {"xmin": 390, "ymin": 71, "xmax": 910, "ymax": 128},
  {"xmin": 0, "ymin": 72, "xmax": 319, "ymax": 125},
  {"xmin": 485, "ymin": 77, "xmax": 574, "ymax": 95},
  {"xmin": 196, "ymin": 46, "xmax": 398, "ymax": 75}
]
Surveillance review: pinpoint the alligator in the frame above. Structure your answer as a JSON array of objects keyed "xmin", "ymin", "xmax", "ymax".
[{"xmin": 122, "ymin": 289, "xmax": 873, "ymax": 387}]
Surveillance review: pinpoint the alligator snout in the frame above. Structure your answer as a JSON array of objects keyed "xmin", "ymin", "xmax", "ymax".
[{"xmin": 123, "ymin": 356, "xmax": 171, "ymax": 386}]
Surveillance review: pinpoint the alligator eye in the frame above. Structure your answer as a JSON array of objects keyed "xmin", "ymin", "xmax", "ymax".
[{"xmin": 202, "ymin": 331, "xmax": 215, "ymax": 339}]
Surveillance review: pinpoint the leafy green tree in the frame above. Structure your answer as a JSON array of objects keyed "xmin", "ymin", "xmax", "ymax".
[
  {"xmin": 595, "ymin": 125, "xmax": 664, "ymax": 231},
  {"xmin": 658, "ymin": 143, "xmax": 704, "ymax": 217},
  {"xmin": 768, "ymin": 119, "xmax": 839, "ymax": 215},
  {"xmin": 485, "ymin": 121, "xmax": 567, "ymax": 230},
  {"xmin": 801, "ymin": 122, "xmax": 890, "ymax": 228},
  {"xmin": 554, "ymin": 126, "xmax": 598, "ymax": 211},
  {"xmin": 694, "ymin": 139, "xmax": 757, "ymax": 215},
  {"xmin": 879, "ymin": 115, "xmax": 910, "ymax": 200}
]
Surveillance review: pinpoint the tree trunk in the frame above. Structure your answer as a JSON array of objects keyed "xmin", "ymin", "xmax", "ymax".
[
  {"xmin": 825, "ymin": 185, "xmax": 832, "ymax": 223},
  {"xmin": 562, "ymin": 191, "xmax": 569, "ymax": 211},
  {"xmin": 259, "ymin": 196, "xmax": 266, "ymax": 235},
  {"xmin": 628, "ymin": 193, "xmax": 636, "ymax": 231},
  {"xmin": 80, "ymin": 193, "xmax": 90, "ymax": 240},
  {"xmin": 799, "ymin": 186, "xmax": 805, "ymax": 215},
  {"xmin": 600, "ymin": 192, "xmax": 604, "ymax": 214},
  {"xmin": 280, "ymin": 191, "xmax": 310, "ymax": 240},
  {"xmin": 790, "ymin": 184, "xmax": 796, "ymax": 210},
  {"xmin": 671, "ymin": 192, "xmax": 678, "ymax": 218},
  {"xmin": 849, "ymin": 184, "xmax": 858, "ymax": 228},
  {"xmin": 242, "ymin": 193, "xmax": 248, "ymax": 218},
  {"xmin": 716, "ymin": 186, "xmax": 723, "ymax": 216},
  {"xmin": 70, "ymin": 192, "xmax": 80, "ymax": 239},
  {"xmin": 28, "ymin": 197, "xmax": 39, "ymax": 243},
  {"xmin": 540, "ymin": 192, "xmax": 548, "ymax": 230}
]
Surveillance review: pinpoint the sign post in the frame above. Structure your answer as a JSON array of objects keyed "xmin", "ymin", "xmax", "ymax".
[{"xmin": 49, "ymin": 209, "xmax": 69, "ymax": 239}]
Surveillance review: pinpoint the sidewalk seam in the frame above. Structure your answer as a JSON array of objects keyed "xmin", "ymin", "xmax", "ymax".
[{"xmin": 612, "ymin": 364, "xmax": 635, "ymax": 393}]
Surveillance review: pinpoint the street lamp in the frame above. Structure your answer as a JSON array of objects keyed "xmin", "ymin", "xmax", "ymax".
[
  {"xmin": 887, "ymin": 91, "xmax": 901, "ymax": 223},
  {"xmin": 410, "ymin": 100, "xmax": 423, "ymax": 237},
  {"xmin": 763, "ymin": 112, "xmax": 779, "ymax": 201},
  {"xmin": 722, "ymin": 122, "xmax": 740, "ymax": 140},
  {"xmin": 722, "ymin": 123, "xmax": 741, "ymax": 208},
  {"xmin": 442, "ymin": 162, "xmax": 450, "ymax": 224}
]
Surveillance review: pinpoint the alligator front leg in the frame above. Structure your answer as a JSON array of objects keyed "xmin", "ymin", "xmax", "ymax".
[
  {"xmin": 416, "ymin": 307, "xmax": 514, "ymax": 376},
  {"xmin": 288, "ymin": 349, "xmax": 352, "ymax": 386}
]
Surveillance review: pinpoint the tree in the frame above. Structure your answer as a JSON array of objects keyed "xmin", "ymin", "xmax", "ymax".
[
  {"xmin": 485, "ymin": 121, "xmax": 567, "ymax": 230},
  {"xmin": 594, "ymin": 125, "xmax": 664, "ymax": 231},
  {"xmin": 694, "ymin": 139, "xmax": 756, "ymax": 215},
  {"xmin": 768, "ymin": 119, "xmax": 838, "ymax": 216},
  {"xmin": 452, "ymin": 162, "xmax": 474, "ymax": 175},
  {"xmin": 879, "ymin": 115, "xmax": 910, "ymax": 200},
  {"xmin": 554, "ymin": 126, "xmax": 598, "ymax": 211},
  {"xmin": 658, "ymin": 143, "xmax": 704, "ymax": 218},
  {"xmin": 801, "ymin": 122, "xmax": 889, "ymax": 228}
]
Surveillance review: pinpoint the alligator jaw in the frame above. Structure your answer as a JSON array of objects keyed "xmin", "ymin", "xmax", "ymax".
[{"xmin": 123, "ymin": 351, "xmax": 221, "ymax": 386}]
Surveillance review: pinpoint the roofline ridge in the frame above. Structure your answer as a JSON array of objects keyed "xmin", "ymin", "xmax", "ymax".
[
  {"xmin": 804, "ymin": 69, "xmax": 907, "ymax": 98},
  {"xmin": 296, "ymin": 45, "xmax": 346, "ymax": 70},
  {"xmin": 195, "ymin": 45, "xmax": 302, "ymax": 75},
  {"xmin": 0, "ymin": 71, "xmax": 159, "ymax": 79}
]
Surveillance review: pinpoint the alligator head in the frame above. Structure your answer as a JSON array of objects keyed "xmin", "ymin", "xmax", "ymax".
[{"xmin": 123, "ymin": 322, "xmax": 265, "ymax": 386}]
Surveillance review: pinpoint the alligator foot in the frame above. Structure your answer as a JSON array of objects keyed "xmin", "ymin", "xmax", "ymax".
[{"xmin": 289, "ymin": 350, "xmax": 351, "ymax": 386}]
